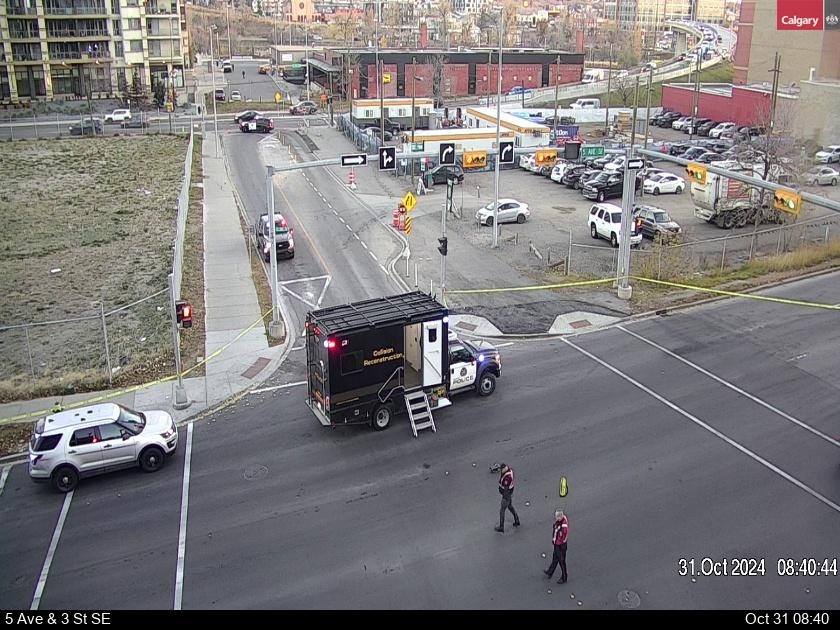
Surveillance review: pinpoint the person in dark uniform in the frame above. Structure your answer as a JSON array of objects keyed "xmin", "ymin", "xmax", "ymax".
[
  {"xmin": 544, "ymin": 509, "xmax": 569, "ymax": 583},
  {"xmin": 494, "ymin": 463, "xmax": 520, "ymax": 532}
]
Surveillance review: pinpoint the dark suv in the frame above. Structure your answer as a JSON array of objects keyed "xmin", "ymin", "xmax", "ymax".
[
  {"xmin": 427, "ymin": 164, "xmax": 465, "ymax": 185},
  {"xmin": 581, "ymin": 171, "xmax": 641, "ymax": 202},
  {"xmin": 256, "ymin": 213, "xmax": 295, "ymax": 261}
]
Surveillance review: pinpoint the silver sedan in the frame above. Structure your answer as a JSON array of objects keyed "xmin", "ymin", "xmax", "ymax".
[{"xmin": 804, "ymin": 167, "xmax": 839, "ymax": 186}]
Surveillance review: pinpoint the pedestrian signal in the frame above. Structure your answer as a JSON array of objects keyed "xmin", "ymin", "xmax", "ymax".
[
  {"xmin": 685, "ymin": 162, "xmax": 707, "ymax": 185},
  {"xmin": 437, "ymin": 236, "xmax": 448, "ymax": 256},
  {"xmin": 535, "ymin": 149, "xmax": 557, "ymax": 165},
  {"xmin": 175, "ymin": 300, "xmax": 193, "ymax": 329},
  {"xmin": 773, "ymin": 189, "xmax": 801, "ymax": 215},
  {"xmin": 463, "ymin": 151, "xmax": 487, "ymax": 169}
]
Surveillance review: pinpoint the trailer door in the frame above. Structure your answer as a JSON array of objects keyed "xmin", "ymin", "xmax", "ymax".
[{"xmin": 422, "ymin": 320, "xmax": 443, "ymax": 386}]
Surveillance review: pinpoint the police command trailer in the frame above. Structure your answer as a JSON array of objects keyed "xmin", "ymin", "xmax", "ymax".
[{"xmin": 305, "ymin": 292, "xmax": 500, "ymax": 437}]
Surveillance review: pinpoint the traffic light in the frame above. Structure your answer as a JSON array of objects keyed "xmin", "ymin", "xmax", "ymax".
[
  {"xmin": 463, "ymin": 151, "xmax": 487, "ymax": 169},
  {"xmin": 685, "ymin": 162, "xmax": 707, "ymax": 185},
  {"xmin": 437, "ymin": 236, "xmax": 448, "ymax": 256},
  {"xmin": 535, "ymin": 149, "xmax": 558, "ymax": 165},
  {"xmin": 773, "ymin": 188, "xmax": 801, "ymax": 215},
  {"xmin": 175, "ymin": 300, "xmax": 193, "ymax": 329}
]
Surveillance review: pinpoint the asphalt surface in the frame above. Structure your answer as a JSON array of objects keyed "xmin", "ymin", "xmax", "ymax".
[
  {"xmin": 223, "ymin": 128, "xmax": 403, "ymax": 338},
  {"xmin": 1, "ymin": 272, "xmax": 839, "ymax": 609}
]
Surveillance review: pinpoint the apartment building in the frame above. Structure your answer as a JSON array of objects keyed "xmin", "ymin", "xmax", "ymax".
[
  {"xmin": 0, "ymin": 0, "xmax": 190, "ymax": 105},
  {"xmin": 605, "ymin": 0, "xmax": 727, "ymax": 31}
]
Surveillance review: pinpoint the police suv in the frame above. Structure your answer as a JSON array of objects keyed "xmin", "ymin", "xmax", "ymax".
[{"xmin": 448, "ymin": 331, "xmax": 501, "ymax": 397}]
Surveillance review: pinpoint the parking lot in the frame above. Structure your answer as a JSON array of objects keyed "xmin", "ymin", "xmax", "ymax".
[{"xmin": 418, "ymin": 133, "xmax": 840, "ymax": 279}]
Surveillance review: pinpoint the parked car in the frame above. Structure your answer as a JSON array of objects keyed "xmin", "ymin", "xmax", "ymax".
[
  {"xmin": 683, "ymin": 117, "xmax": 712, "ymax": 134},
  {"xmin": 633, "ymin": 204, "xmax": 682, "ymax": 241},
  {"xmin": 364, "ymin": 127, "xmax": 394, "ymax": 141},
  {"xmin": 668, "ymin": 142, "xmax": 693, "ymax": 156},
  {"xmin": 588, "ymin": 202, "xmax": 642, "ymax": 248},
  {"xmin": 291, "ymin": 100, "xmax": 318, "ymax": 115},
  {"xmin": 214, "ymin": 88, "xmax": 226, "ymax": 102},
  {"xmin": 475, "ymin": 198, "xmax": 530, "ymax": 225},
  {"xmin": 258, "ymin": 63, "xmax": 272, "ymax": 75},
  {"xmin": 671, "ymin": 116, "xmax": 693, "ymax": 131},
  {"xmin": 581, "ymin": 171, "xmax": 641, "ymax": 202},
  {"xmin": 814, "ymin": 145, "xmax": 840, "ymax": 164},
  {"xmin": 230, "ymin": 90, "xmax": 242, "ymax": 102},
  {"xmin": 680, "ymin": 146, "xmax": 713, "ymax": 162},
  {"xmin": 694, "ymin": 151, "xmax": 725, "ymax": 164},
  {"xmin": 696, "ymin": 120, "xmax": 720, "ymax": 136},
  {"xmin": 28, "ymin": 403, "xmax": 178, "ymax": 493},
  {"xmin": 120, "ymin": 116, "xmax": 150, "ymax": 129},
  {"xmin": 239, "ymin": 117, "xmax": 274, "ymax": 133},
  {"xmin": 709, "ymin": 122, "xmax": 736, "ymax": 138},
  {"xmin": 519, "ymin": 154, "xmax": 538, "ymax": 172},
  {"xmin": 68, "ymin": 117, "xmax": 103, "ymax": 136},
  {"xmin": 256, "ymin": 213, "xmax": 295, "ymax": 261},
  {"xmin": 657, "ymin": 111, "xmax": 682, "ymax": 127},
  {"xmin": 561, "ymin": 164, "xmax": 588, "ymax": 188},
  {"xmin": 643, "ymin": 172, "xmax": 686, "ymax": 195},
  {"xmin": 803, "ymin": 166, "xmax": 839, "ymax": 186},
  {"xmin": 104, "ymin": 109, "xmax": 131, "ymax": 124},
  {"xmin": 234, "ymin": 110, "xmax": 261, "ymax": 124},
  {"xmin": 549, "ymin": 161, "xmax": 573, "ymax": 184},
  {"xmin": 427, "ymin": 164, "xmax": 464, "ymax": 185}
]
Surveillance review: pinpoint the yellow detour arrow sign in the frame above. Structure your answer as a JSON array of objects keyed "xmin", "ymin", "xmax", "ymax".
[
  {"xmin": 274, "ymin": 91, "xmax": 282, "ymax": 104},
  {"xmin": 404, "ymin": 215, "xmax": 412, "ymax": 234},
  {"xmin": 402, "ymin": 191, "xmax": 417, "ymax": 212},
  {"xmin": 559, "ymin": 476, "xmax": 568, "ymax": 497}
]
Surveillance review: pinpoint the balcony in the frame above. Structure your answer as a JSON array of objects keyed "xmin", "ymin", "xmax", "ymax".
[
  {"xmin": 11, "ymin": 52, "xmax": 43, "ymax": 61},
  {"xmin": 44, "ymin": 2, "xmax": 108, "ymax": 16},
  {"xmin": 48, "ymin": 50, "xmax": 111, "ymax": 61},
  {"xmin": 5, "ymin": 4, "xmax": 39, "ymax": 15},
  {"xmin": 46, "ymin": 29, "xmax": 109, "ymax": 38}
]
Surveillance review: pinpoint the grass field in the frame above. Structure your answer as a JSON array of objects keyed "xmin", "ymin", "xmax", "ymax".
[{"xmin": 0, "ymin": 135, "xmax": 189, "ymax": 401}]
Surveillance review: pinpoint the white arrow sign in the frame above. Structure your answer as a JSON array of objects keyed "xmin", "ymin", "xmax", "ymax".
[
  {"xmin": 341, "ymin": 153, "xmax": 368, "ymax": 167},
  {"xmin": 442, "ymin": 145, "xmax": 453, "ymax": 161},
  {"xmin": 627, "ymin": 158, "xmax": 645, "ymax": 170},
  {"xmin": 502, "ymin": 145, "xmax": 512, "ymax": 160}
]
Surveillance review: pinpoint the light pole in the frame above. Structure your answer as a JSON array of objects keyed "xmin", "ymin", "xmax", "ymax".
[
  {"xmin": 643, "ymin": 62, "xmax": 654, "ymax": 150},
  {"xmin": 226, "ymin": 0, "xmax": 233, "ymax": 58},
  {"xmin": 410, "ymin": 56, "xmax": 418, "ymax": 177},
  {"xmin": 522, "ymin": 74, "xmax": 530, "ymax": 109},
  {"xmin": 492, "ymin": 10, "xmax": 503, "ymax": 248},
  {"xmin": 210, "ymin": 24, "xmax": 219, "ymax": 157},
  {"xmin": 305, "ymin": 15, "xmax": 310, "ymax": 101},
  {"xmin": 375, "ymin": 0, "xmax": 384, "ymax": 143}
]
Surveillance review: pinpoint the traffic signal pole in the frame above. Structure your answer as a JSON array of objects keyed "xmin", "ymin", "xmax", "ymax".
[{"xmin": 168, "ymin": 272, "xmax": 191, "ymax": 410}]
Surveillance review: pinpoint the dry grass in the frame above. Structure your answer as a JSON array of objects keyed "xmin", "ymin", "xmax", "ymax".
[
  {"xmin": 204, "ymin": 94, "xmax": 289, "ymax": 115},
  {"xmin": 0, "ymin": 135, "xmax": 189, "ymax": 401},
  {"xmin": 179, "ymin": 136, "xmax": 207, "ymax": 375}
]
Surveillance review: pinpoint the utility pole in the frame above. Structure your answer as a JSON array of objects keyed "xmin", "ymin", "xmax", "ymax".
[
  {"xmin": 553, "ymin": 54, "xmax": 560, "ymax": 141},
  {"xmin": 604, "ymin": 42, "xmax": 612, "ymax": 135},
  {"xmin": 643, "ymin": 63, "xmax": 654, "ymax": 149},
  {"xmin": 688, "ymin": 55, "xmax": 701, "ymax": 143},
  {"xmin": 226, "ymin": 0, "xmax": 232, "ymax": 57},
  {"xmin": 411, "ymin": 56, "xmax": 417, "ymax": 178},
  {"xmin": 492, "ymin": 9, "xmax": 503, "ymax": 248},
  {"xmin": 630, "ymin": 73, "xmax": 640, "ymax": 148},
  {"xmin": 375, "ymin": 0, "xmax": 384, "ymax": 143},
  {"xmin": 266, "ymin": 166, "xmax": 283, "ymax": 339},
  {"xmin": 769, "ymin": 52, "xmax": 781, "ymax": 135},
  {"xmin": 305, "ymin": 15, "xmax": 310, "ymax": 101}
]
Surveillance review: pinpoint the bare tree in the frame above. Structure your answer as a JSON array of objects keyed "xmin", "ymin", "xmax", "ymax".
[
  {"xmin": 430, "ymin": 53, "xmax": 448, "ymax": 106},
  {"xmin": 433, "ymin": 0, "xmax": 452, "ymax": 50},
  {"xmin": 329, "ymin": 13, "xmax": 358, "ymax": 47},
  {"xmin": 611, "ymin": 75, "xmax": 636, "ymax": 107},
  {"xmin": 535, "ymin": 18, "xmax": 549, "ymax": 48}
]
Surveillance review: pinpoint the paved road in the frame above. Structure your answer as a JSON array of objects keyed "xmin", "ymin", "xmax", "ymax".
[
  {"xmin": 223, "ymin": 60, "xmax": 308, "ymax": 107},
  {"xmin": 1, "ymin": 272, "xmax": 839, "ymax": 609},
  {"xmin": 223, "ymin": 127, "xmax": 403, "ymax": 338}
]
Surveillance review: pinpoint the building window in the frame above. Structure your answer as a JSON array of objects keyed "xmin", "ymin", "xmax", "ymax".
[
  {"xmin": 127, "ymin": 18, "xmax": 141, "ymax": 30},
  {"xmin": 112, "ymin": 19, "xmax": 121, "ymax": 35},
  {"xmin": 129, "ymin": 39, "xmax": 143, "ymax": 52},
  {"xmin": 114, "ymin": 40, "xmax": 123, "ymax": 57}
]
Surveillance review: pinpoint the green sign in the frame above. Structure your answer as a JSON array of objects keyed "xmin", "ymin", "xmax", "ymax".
[
  {"xmin": 580, "ymin": 144, "xmax": 605, "ymax": 158},
  {"xmin": 411, "ymin": 143, "xmax": 424, "ymax": 152}
]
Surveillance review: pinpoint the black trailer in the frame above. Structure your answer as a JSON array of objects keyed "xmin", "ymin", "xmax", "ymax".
[{"xmin": 305, "ymin": 292, "xmax": 451, "ymax": 435}]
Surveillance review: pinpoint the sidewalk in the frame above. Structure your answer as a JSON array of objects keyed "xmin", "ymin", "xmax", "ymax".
[{"xmin": 0, "ymin": 131, "xmax": 292, "ymax": 441}]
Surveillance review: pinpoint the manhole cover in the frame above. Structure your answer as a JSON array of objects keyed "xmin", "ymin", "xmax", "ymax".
[
  {"xmin": 244, "ymin": 465, "xmax": 269, "ymax": 481},
  {"xmin": 617, "ymin": 589, "xmax": 641, "ymax": 609},
  {"xmin": 552, "ymin": 206, "xmax": 577, "ymax": 214}
]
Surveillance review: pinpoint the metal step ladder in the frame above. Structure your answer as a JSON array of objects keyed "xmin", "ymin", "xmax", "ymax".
[{"xmin": 404, "ymin": 390, "xmax": 436, "ymax": 438}]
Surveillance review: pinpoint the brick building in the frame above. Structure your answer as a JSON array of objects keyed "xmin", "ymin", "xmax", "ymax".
[{"xmin": 306, "ymin": 48, "xmax": 586, "ymax": 101}]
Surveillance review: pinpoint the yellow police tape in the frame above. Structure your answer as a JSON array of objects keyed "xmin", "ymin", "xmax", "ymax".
[
  {"xmin": 445, "ymin": 278, "xmax": 615, "ymax": 294},
  {"xmin": 0, "ymin": 308, "xmax": 274, "ymax": 427},
  {"xmin": 631, "ymin": 276, "xmax": 840, "ymax": 310}
]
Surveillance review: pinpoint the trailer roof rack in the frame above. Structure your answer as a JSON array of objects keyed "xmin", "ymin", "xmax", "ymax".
[{"xmin": 308, "ymin": 292, "xmax": 446, "ymax": 335}]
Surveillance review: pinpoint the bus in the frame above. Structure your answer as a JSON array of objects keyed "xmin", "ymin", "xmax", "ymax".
[{"xmin": 280, "ymin": 63, "xmax": 307, "ymax": 85}]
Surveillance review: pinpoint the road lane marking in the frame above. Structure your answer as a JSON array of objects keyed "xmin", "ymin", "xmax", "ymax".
[
  {"xmin": 339, "ymin": 216, "xmax": 345, "ymax": 223},
  {"xmin": 250, "ymin": 381, "xmax": 307, "ymax": 394},
  {"xmin": 563, "ymin": 337, "xmax": 840, "ymax": 515},
  {"xmin": 346, "ymin": 224, "xmax": 353, "ymax": 231},
  {"xmin": 617, "ymin": 326, "xmax": 840, "ymax": 448},
  {"xmin": 0, "ymin": 465, "xmax": 9, "ymax": 497},
  {"xmin": 361, "ymin": 241, "xmax": 368, "ymax": 249},
  {"xmin": 353, "ymin": 233, "xmax": 360, "ymax": 240},
  {"xmin": 174, "ymin": 422, "xmax": 194, "ymax": 611},
  {"xmin": 31, "ymin": 491, "xmax": 73, "ymax": 609},
  {"xmin": 369, "ymin": 251, "xmax": 378, "ymax": 261},
  {"xmin": 380, "ymin": 264, "xmax": 388, "ymax": 273}
]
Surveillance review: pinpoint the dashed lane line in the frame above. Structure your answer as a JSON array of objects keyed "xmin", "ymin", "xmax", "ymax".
[{"xmin": 31, "ymin": 491, "xmax": 73, "ymax": 609}]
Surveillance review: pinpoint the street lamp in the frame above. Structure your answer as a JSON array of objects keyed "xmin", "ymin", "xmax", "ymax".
[
  {"xmin": 226, "ymin": 0, "xmax": 233, "ymax": 58},
  {"xmin": 522, "ymin": 74, "xmax": 531, "ymax": 108},
  {"xmin": 410, "ymin": 57, "xmax": 424, "ymax": 177},
  {"xmin": 492, "ymin": 10, "xmax": 504, "ymax": 248},
  {"xmin": 305, "ymin": 14, "xmax": 310, "ymax": 101},
  {"xmin": 209, "ymin": 24, "xmax": 219, "ymax": 157},
  {"xmin": 553, "ymin": 54, "xmax": 560, "ymax": 142}
]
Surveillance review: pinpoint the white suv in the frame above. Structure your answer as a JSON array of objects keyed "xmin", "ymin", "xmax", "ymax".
[
  {"xmin": 29, "ymin": 403, "xmax": 178, "ymax": 493},
  {"xmin": 588, "ymin": 202, "xmax": 642, "ymax": 248},
  {"xmin": 104, "ymin": 109, "xmax": 132, "ymax": 124}
]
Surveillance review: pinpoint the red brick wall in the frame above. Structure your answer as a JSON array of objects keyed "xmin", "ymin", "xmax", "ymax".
[
  {"xmin": 500, "ymin": 63, "xmax": 543, "ymax": 92},
  {"xmin": 365, "ymin": 63, "xmax": 400, "ymax": 98},
  {"xmin": 733, "ymin": 0, "xmax": 755, "ymax": 85},
  {"xmin": 661, "ymin": 84, "xmax": 774, "ymax": 127},
  {"xmin": 443, "ymin": 64, "xmax": 469, "ymax": 97}
]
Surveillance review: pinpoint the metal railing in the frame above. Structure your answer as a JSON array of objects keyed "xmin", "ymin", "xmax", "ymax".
[{"xmin": 377, "ymin": 366, "xmax": 404, "ymax": 403}]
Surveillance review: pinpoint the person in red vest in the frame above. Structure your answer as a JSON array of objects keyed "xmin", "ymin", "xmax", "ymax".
[
  {"xmin": 544, "ymin": 509, "xmax": 569, "ymax": 584},
  {"xmin": 494, "ymin": 463, "xmax": 520, "ymax": 532}
]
